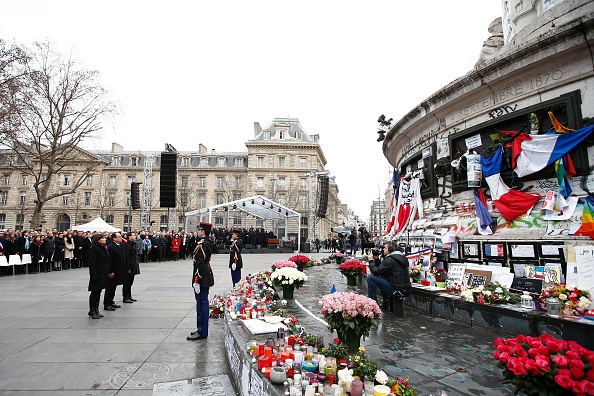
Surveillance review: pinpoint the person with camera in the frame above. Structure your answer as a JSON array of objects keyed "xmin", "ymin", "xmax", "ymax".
[{"xmin": 367, "ymin": 242, "xmax": 411, "ymax": 309}]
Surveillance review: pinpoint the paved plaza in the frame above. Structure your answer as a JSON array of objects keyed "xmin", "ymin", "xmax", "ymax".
[{"xmin": 0, "ymin": 252, "xmax": 512, "ymax": 395}]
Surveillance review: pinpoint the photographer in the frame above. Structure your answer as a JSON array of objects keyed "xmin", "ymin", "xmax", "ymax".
[{"xmin": 367, "ymin": 242, "xmax": 411, "ymax": 309}]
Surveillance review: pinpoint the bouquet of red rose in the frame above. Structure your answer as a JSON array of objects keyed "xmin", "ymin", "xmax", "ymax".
[
  {"xmin": 289, "ymin": 254, "xmax": 311, "ymax": 271},
  {"xmin": 430, "ymin": 267, "xmax": 447, "ymax": 282},
  {"xmin": 539, "ymin": 283, "xmax": 591, "ymax": 316},
  {"xmin": 493, "ymin": 334, "xmax": 594, "ymax": 396},
  {"xmin": 339, "ymin": 259, "xmax": 365, "ymax": 277}
]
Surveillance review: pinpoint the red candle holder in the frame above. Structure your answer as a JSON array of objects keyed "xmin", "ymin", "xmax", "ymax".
[
  {"xmin": 265, "ymin": 347, "xmax": 272, "ymax": 357},
  {"xmin": 258, "ymin": 356, "xmax": 270, "ymax": 370}
]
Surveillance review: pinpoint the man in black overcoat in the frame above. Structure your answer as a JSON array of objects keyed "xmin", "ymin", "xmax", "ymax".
[
  {"xmin": 104, "ymin": 232, "xmax": 127, "ymax": 311},
  {"xmin": 122, "ymin": 232, "xmax": 140, "ymax": 303}
]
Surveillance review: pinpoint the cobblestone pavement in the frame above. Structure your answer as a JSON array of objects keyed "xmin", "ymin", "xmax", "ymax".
[{"xmin": 0, "ymin": 251, "xmax": 512, "ymax": 395}]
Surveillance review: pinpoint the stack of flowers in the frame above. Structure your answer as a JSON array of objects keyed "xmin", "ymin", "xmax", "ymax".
[
  {"xmin": 331, "ymin": 252, "xmax": 346, "ymax": 263},
  {"xmin": 375, "ymin": 371, "xmax": 418, "ymax": 396},
  {"xmin": 318, "ymin": 292, "xmax": 381, "ymax": 340},
  {"xmin": 409, "ymin": 264, "xmax": 422, "ymax": 283},
  {"xmin": 271, "ymin": 259, "xmax": 298, "ymax": 271},
  {"xmin": 493, "ymin": 334, "xmax": 594, "ymax": 396},
  {"xmin": 339, "ymin": 259, "xmax": 365, "ymax": 277},
  {"xmin": 288, "ymin": 254, "xmax": 312, "ymax": 271},
  {"xmin": 460, "ymin": 283, "xmax": 520, "ymax": 305},
  {"xmin": 430, "ymin": 267, "xmax": 447, "ymax": 283},
  {"xmin": 348, "ymin": 346, "xmax": 379, "ymax": 379},
  {"xmin": 209, "ymin": 294, "xmax": 227, "ymax": 318},
  {"xmin": 539, "ymin": 284, "xmax": 592, "ymax": 316},
  {"xmin": 270, "ymin": 267, "xmax": 308, "ymax": 288}
]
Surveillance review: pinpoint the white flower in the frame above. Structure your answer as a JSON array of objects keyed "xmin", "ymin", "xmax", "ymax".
[
  {"xmin": 482, "ymin": 290, "xmax": 492, "ymax": 296},
  {"xmin": 281, "ymin": 300, "xmax": 287, "ymax": 305},
  {"xmin": 578, "ymin": 296, "xmax": 591, "ymax": 309},
  {"xmin": 375, "ymin": 370, "xmax": 388, "ymax": 385},
  {"xmin": 494, "ymin": 287, "xmax": 503, "ymax": 294},
  {"xmin": 559, "ymin": 293, "xmax": 568, "ymax": 301}
]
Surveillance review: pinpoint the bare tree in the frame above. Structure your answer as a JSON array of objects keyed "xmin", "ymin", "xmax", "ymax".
[
  {"xmin": 4, "ymin": 41, "xmax": 116, "ymax": 229},
  {"xmin": 0, "ymin": 39, "xmax": 29, "ymax": 145}
]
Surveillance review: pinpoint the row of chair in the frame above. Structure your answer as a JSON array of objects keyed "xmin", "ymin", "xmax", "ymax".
[{"xmin": 0, "ymin": 255, "xmax": 33, "ymax": 276}]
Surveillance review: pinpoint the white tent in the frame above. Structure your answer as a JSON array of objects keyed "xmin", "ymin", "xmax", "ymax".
[{"xmin": 72, "ymin": 217, "xmax": 122, "ymax": 232}]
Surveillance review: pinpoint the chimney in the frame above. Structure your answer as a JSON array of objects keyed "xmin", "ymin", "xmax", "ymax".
[
  {"xmin": 111, "ymin": 142, "xmax": 124, "ymax": 153},
  {"xmin": 254, "ymin": 122, "xmax": 262, "ymax": 137},
  {"xmin": 198, "ymin": 144, "xmax": 207, "ymax": 154}
]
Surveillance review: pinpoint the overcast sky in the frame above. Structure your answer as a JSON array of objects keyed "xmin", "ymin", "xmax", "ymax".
[{"xmin": 1, "ymin": 0, "xmax": 502, "ymax": 220}]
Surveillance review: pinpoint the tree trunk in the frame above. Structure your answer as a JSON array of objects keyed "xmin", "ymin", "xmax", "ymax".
[{"xmin": 30, "ymin": 201, "xmax": 45, "ymax": 230}]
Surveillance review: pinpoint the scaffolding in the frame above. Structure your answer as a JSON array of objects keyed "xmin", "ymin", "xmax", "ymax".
[{"xmin": 141, "ymin": 154, "xmax": 155, "ymax": 230}]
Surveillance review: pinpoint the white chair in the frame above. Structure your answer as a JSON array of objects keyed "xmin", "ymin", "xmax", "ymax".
[
  {"xmin": 8, "ymin": 255, "xmax": 22, "ymax": 276},
  {"xmin": 21, "ymin": 254, "xmax": 32, "ymax": 274},
  {"xmin": 0, "ymin": 255, "xmax": 14, "ymax": 275}
]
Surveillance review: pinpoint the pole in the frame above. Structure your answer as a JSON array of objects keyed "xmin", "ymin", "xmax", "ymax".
[{"xmin": 128, "ymin": 200, "xmax": 132, "ymax": 233}]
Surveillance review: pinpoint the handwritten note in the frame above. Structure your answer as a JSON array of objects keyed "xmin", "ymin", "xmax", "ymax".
[
  {"xmin": 574, "ymin": 246, "xmax": 594, "ymax": 310},
  {"xmin": 446, "ymin": 263, "xmax": 466, "ymax": 289}
]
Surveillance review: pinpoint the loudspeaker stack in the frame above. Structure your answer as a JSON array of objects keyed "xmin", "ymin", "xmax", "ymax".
[
  {"xmin": 316, "ymin": 176, "xmax": 329, "ymax": 218},
  {"xmin": 131, "ymin": 182, "xmax": 141, "ymax": 210},
  {"xmin": 160, "ymin": 152, "xmax": 178, "ymax": 208}
]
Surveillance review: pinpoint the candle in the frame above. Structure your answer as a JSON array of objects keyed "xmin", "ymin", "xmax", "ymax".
[
  {"xmin": 259, "ymin": 345, "xmax": 265, "ymax": 356},
  {"xmin": 317, "ymin": 373, "xmax": 326, "ymax": 382},
  {"xmin": 258, "ymin": 356, "xmax": 270, "ymax": 370},
  {"xmin": 373, "ymin": 384, "xmax": 391, "ymax": 396},
  {"xmin": 350, "ymin": 379, "xmax": 363, "ymax": 396},
  {"xmin": 288, "ymin": 335, "xmax": 295, "ymax": 347},
  {"xmin": 294, "ymin": 351, "xmax": 304, "ymax": 363},
  {"xmin": 281, "ymin": 352, "xmax": 290, "ymax": 362},
  {"xmin": 265, "ymin": 347, "xmax": 273, "ymax": 357}
]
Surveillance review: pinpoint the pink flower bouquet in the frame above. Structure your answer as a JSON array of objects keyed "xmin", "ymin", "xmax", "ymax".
[{"xmin": 318, "ymin": 292, "xmax": 381, "ymax": 340}]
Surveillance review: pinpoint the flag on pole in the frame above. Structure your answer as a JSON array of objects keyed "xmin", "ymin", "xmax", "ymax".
[
  {"xmin": 574, "ymin": 196, "xmax": 594, "ymax": 239},
  {"xmin": 512, "ymin": 125, "xmax": 594, "ymax": 178},
  {"xmin": 482, "ymin": 147, "xmax": 541, "ymax": 222},
  {"xmin": 548, "ymin": 111, "xmax": 574, "ymax": 134}
]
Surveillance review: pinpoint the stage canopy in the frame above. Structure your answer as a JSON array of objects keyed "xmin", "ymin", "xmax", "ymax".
[
  {"xmin": 73, "ymin": 217, "xmax": 122, "ymax": 232},
  {"xmin": 184, "ymin": 195, "xmax": 302, "ymax": 247}
]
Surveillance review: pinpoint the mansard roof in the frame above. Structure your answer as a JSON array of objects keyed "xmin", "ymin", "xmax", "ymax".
[{"xmin": 252, "ymin": 118, "xmax": 316, "ymax": 142}]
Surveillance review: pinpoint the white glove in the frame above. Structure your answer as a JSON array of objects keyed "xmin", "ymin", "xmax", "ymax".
[
  {"xmin": 193, "ymin": 283, "xmax": 201, "ymax": 294},
  {"xmin": 232, "ymin": 263, "xmax": 237, "ymax": 271}
]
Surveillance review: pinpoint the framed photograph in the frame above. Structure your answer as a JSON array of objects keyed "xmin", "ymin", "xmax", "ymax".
[
  {"xmin": 508, "ymin": 243, "xmax": 538, "ymax": 259},
  {"xmin": 538, "ymin": 243, "xmax": 564, "ymax": 259},
  {"xmin": 461, "ymin": 241, "xmax": 481, "ymax": 259},
  {"xmin": 450, "ymin": 242, "xmax": 460, "ymax": 260},
  {"xmin": 482, "ymin": 241, "xmax": 507, "ymax": 259}
]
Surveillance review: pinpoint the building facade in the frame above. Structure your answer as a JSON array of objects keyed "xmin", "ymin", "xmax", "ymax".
[{"xmin": 0, "ymin": 118, "xmax": 344, "ymax": 239}]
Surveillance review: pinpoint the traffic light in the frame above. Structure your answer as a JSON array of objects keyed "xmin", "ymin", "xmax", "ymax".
[{"xmin": 131, "ymin": 182, "xmax": 141, "ymax": 209}]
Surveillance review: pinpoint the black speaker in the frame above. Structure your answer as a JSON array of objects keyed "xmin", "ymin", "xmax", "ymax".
[
  {"xmin": 317, "ymin": 176, "xmax": 329, "ymax": 218},
  {"xmin": 131, "ymin": 182, "xmax": 141, "ymax": 210},
  {"xmin": 160, "ymin": 152, "xmax": 177, "ymax": 208}
]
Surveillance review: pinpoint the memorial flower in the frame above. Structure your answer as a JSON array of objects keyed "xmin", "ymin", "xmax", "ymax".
[
  {"xmin": 270, "ymin": 267, "xmax": 307, "ymax": 288},
  {"xmin": 460, "ymin": 283, "xmax": 520, "ymax": 305},
  {"xmin": 430, "ymin": 267, "xmax": 447, "ymax": 282},
  {"xmin": 271, "ymin": 259, "xmax": 298, "ymax": 271},
  {"xmin": 539, "ymin": 283, "xmax": 591, "ymax": 316},
  {"xmin": 318, "ymin": 292, "xmax": 381, "ymax": 340},
  {"xmin": 331, "ymin": 252, "xmax": 345, "ymax": 258},
  {"xmin": 493, "ymin": 334, "xmax": 594, "ymax": 396},
  {"xmin": 387, "ymin": 377, "xmax": 419, "ymax": 396},
  {"xmin": 408, "ymin": 264, "xmax": 422, "ymax": 282},
  {"xmin": 288, "ymin": 254, "xmax": 312, "ymax": 271},
  {"xmin": 348, "ymin": 346, "xmax": 378, "ymax": 379},
  {"xmin": 339, "ymin": 259, "xmax": 365, "ymax": 277}
]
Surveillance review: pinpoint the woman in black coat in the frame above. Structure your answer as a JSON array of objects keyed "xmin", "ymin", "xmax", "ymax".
[
  {"xmin": 29, "ymin": 235, "xmax": 41, "ymax": 274},
  {"xmin": 87, "ymin": 234, "xmax": 109, "ymax": 319},
  {"xmin": 53, "ymin": 233, "xmax": 65, "ymax": 271}
]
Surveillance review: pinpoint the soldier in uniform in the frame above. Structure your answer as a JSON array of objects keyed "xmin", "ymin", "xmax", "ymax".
[
  {"xmin": 187, "ymin": 222, "xmax": 215, "ymax": 341},
  {"xmin": 229, "ymin": 228, "xmax": 243, "ymax": 288}
]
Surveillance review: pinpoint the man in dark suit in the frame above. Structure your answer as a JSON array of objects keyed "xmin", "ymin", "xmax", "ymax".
[
  {"xmin": 122, "ymin": 232, "xmax": 140, "ymax": 303},
  {"xmin": 73, "ymin": 230, "xmax": 84, "ymax": 269},
  {"xmin": 187, "ymin": 222, "xmax": 214, "ymax": 341},
  {"xmin": 104, "ymin": 232, "xmax": 127, "ymax": 311},
  {"xmin": 229, "ymin": 228, "xmax": 243, "ymax": 288},
  {"xmin": 82, "ymin": 232, "xmax": 92, "ymax": 267}
]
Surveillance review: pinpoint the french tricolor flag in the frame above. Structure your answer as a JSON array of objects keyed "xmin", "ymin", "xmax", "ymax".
[
  {"xmin": 474, "ymin": 188, "xmax": 493, "ymax": 235},
  {"xmin": 481, "ymin": 147, "xmax": 541, "ymax": 222},
  {"xmin": 513, "ymin": 125, "xmax": 594, "ymax": 178}
]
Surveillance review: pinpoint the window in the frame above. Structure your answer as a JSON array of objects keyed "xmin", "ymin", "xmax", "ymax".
[
  {"xmin": 233, "ymin": 217, "xmax": 242, "ymax": 226},
  {"xmin": 109, "ymin": 176, "xmax": 117, "ymax": 187},
  {"xmin": 199, "ymin": 177, "xmax": 206, "ymax": 188},
  {"xmin": 108, "ymin": 192, "xmax": 115, "ymax": 206},
  {"xmin": 19, "ymin": 192, "xmax": 26, "ymax": 205},
  {"xmin": 105, "ymin": 215, "xmax": 114, "ymax": 225},
  {"xmin": 127, "ymin": 176, "xmax": 134, "ymax": 186},
  {"xmin": 278, "ymin": 176, "xmax": 286, "ymax": 189},
  {"xmin": 256, "ymin": 219, "xmax": 264, "ymax": 227},
  {"xmin": 217, "ymin": 177, "xmax": 224, "ymax": 188},
  {"xmin": 86, "ymin": 175, "xmax": 93, "ymax": 186},
  {"xmin": 3, "ymin": 175, "xmax": 9, "ymax": 185},
  {"xmin": 198, "ymin": 193, "xmax": 206, "ymax": 207},
  {"xmin": 279, "ymin": 130, "xmax": 285, "ymax": 139},
  {"xmin": 256, "ymin": 177, "xmax": 264, "ymax": 188},
  {"xmin": 62, "ymin": 195, "xmax": 69, "ymax": 205},
  {"xmin": 182, "ymin": 157, "xmax": 190, "ymax": 167},
  {"xmin": 0, "ymin": 213, "xmax": 6, "ymax": 228},
  {"xmin": 300, "ymin": 178, "xmax": 307, "ymax": 190},
  {"xmin": 257, "ymin": 156, "xmax": 264, "ymax": 167},
  {"xmin": 200, "ymin": 157, "xmax": 208, "ymax": 167},
  {"xmin": 15, "ymin": 214, "xmax": 24, "ymax": 231},
  {"xmin": 160, "ymin": 215, "xmax": 168, "ymax": 229},
  {"xmin": 180, "ymin": 192, "xmax": 188, "ymax": 205},
  {"xmin": 216, "ymin": 193, "xmax": 224, "ymax": 205},
  {"xmin": 235, "ymin": 177, "xmax": 242, "ymax": 188},
  {"xmin": 130, "ymin": 157, "xmax": 138, "ymax": 167},
  {"xmin": 263, "ymin": 130, "xmax": 271, "ymax": 139},
  {"xmin": 63, "ymin": 175, "xmax": 71, "ymax": 186},
  {"xmin": 1, "ymin": 191, "xmax": 8, "ymax": 205},
  {"xmin": 300, "ymin": 195, "xmax": 308, "ymax": 208},
  {"xmin": 235, "ymin": 158, "xmax": 244, "ymax": 167},
  {"xmin": 21, "ymin": 175, "xmax": 27, "ymax": 186},
  {"xmin": 123, "ymin": 215, "xmax": 131, "ymax": 232},
  {"xmin": 111, "ymin": 156, "xmax": 120, "ymax": 166},
  {"xmin": 233, "ymin": 193, "xmax": 241, "ymax": 201},
  {"xmin": 84, "ymin": 192, "xmax": 92, "ymax": 206},
  {"xmin": 300, "ymin": 158, "xmax": 307, "ymax": 168},
  {"xmin": 179, "ymin": 216, "xmax": 185, "ymax": 229},
  {"xmin": 214, "ymin": 216, "xmax": 224, "ymax": 226},
  {"xmin": 181, "ymin": 176, "xmax": 188, "ymax": 188},
  {"xmin": 217, "ymin": 158, "xmax": 226, "ymax": 167},
  {"xmin": 278, "ymin": 156, "xmax": 286, "ymax": 168},
  {"xmin": 278, "ymin": 194, "xmax": 286, "ymax": 205}
]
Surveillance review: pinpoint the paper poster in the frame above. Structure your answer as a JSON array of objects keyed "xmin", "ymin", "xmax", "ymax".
[
  {"xmin": 543, "ymin": 264, "xmax": 562, "ymax": 288},
  {"xmin": 543, "ymin": 196, "xmax": 578, "ymax": 221},
  {"xmin": 466, "ymin": 154, "xmax": 482, "ymax": 188},
  {"xmin": 490, "ymin": 272, "xmax": 514, "ymax": 289},
  {"xmin": 566, "ymin": 262, "xmax": 579, "ymax": 285},
  {"xmin": 446, "ymin": 263, "xmax": 466, "ymax": 289},
  {"xmin": 541, "ymin": 244, "xmax": 563, "ymax": 256},
  {"xmin": 574, "ymin": 246, "xmax": 594, "ymax": 310},
  {"xmin": 465, "ymin": 134, "xmax": 482, "ymax": 149},
  {"xmin": 510, "ymin": 244, "xmax": 536, "ymax": 258}
]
